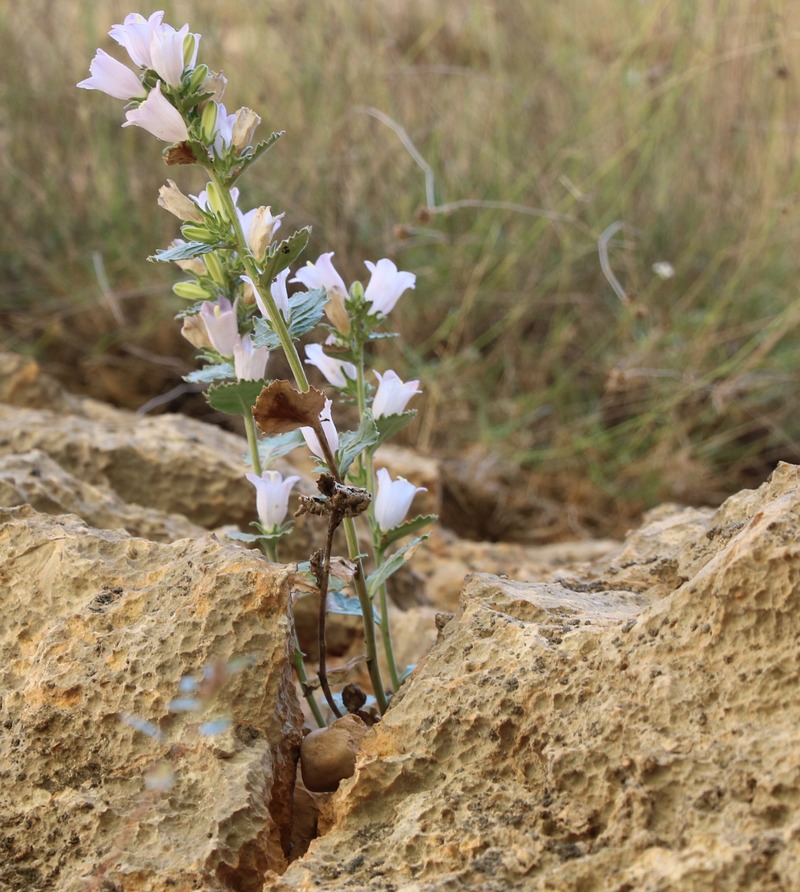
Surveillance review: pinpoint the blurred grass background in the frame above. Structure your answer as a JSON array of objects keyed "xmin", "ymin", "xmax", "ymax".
[{"xmin": 2, "ymin": 0, "xmax": 799, "ymax": 540}]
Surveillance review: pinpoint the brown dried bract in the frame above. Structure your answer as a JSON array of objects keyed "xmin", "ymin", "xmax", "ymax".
[
  {"xmin": 252, "ymin": 380, "xmax": 325, "ymax": 435},
  {"xmin": 163, "ymin": 141, "xmax": 201, "ymax": 166}
]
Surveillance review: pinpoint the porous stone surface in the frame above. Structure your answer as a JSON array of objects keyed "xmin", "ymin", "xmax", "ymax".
[
  {"xmin": 0, "ymin": 449, "xmax": 205, "ymax": 542},
  {"xmin": 0, "ymin": 506, "xmax": 303, "ymax": 892},
  {"xmin": 269, "ymin": 463, "xmax": 800, "ymax": 891},
  {"xmin": 0, "ymin": 402, "xmax": 258, "ymax": 529}
]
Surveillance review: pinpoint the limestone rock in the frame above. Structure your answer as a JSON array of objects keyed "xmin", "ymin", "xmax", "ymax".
[
  {"xmin": 0, "ymin": 351, "xmax": 84, "ymax": 411},
  {"xmin": 270, "ymin": 462, "xmax": 800, "ymax": 891},
  {"xmin": 0, "ymin": 507, "xmax": 303, "ymax": 892},
  {"xmin": 0, "ymin": 403, "xmax": 258, "ymax": 529},
  {"xmin": 0, "ymin": 449, "xmax": 205, "ymax": 542}
]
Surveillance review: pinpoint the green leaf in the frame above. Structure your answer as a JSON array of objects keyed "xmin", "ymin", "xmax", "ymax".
[
  {"xmin": 261, "ymin": 227, "xmax": 311, "ymax": 281},
  {"xmin": 174, "ymin": 301, "xmax": 204, "ymax": 320},
  {"xmin": 337, "ymin": 411, "xmax": 379, "ymax": 478},
  {"xmin": 366, "ymin": 533, "xmax": 431, "ymax": 597},
  {"xmin": 149, "ymin": 240, "xmax": 215, "ymax": 263},
  {"xmin": 228, "ymin": 131, "xmax": 285, "ymax": 184},
  {"xmin": 207, "ymin": 379, "xmax": 269, "ymax": 415},
  {"xmin": 225, "ymin": 531, "xmax": 262, "ymax": 543},
  {"xmin": 373, "ymin": 410, "xmax": 417, "ymax": 449},
  {"xmin": 286, "ymin": 287, "xmax": 328, "ymax": 339},
  {"xmin": 257, "ymin": 429, "xmax": 306, "ymax": 465},
  {"xmin": 184, "ymin": 362, "xmax": 235, "ymax": 384},
  {"xmin": 327, "ymin": 591, "xmax": 381, "ymax": 624},
  {"xmin": 380, "ymin": 513, "xmax": 437, "ymax": 549},
  {"xmin": 252, "ymin": 288, "xmax": 327, "ymax": 349}
]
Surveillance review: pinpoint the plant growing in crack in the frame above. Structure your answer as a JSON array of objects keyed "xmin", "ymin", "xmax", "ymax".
[{"xmin": 78, "ymin": 9, "xmax": 435, "ymax": 727}]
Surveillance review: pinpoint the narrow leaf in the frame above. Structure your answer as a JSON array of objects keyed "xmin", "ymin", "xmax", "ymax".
[
  {"xmin": 373, "ymin": 410, "xmax": 417, "ymax": 449},
  {"xmin": 380, "ymin": 513, "xmax": 437, "ymax": 549},
  {"xmin": 251, "ymin": 288, "xmax": 327, "ymax": 349},
  {"xmin": 149, "ymin": 240, "xmax": 215, "ymax": 263},
  {"xmin": 184, "ymin": 362, "xmax": 235, "ymax": 385},
  {"xmin": 228, "ymin": 131, "xmax": 285, "ymax": 184},
  {"xmin": 325, "ymin": 590, "xmax": 381, "ymax": 624},
  {"xmin": 337, "ymin": 411, "xmax": 379, "ymax": 478},
  {"xmin": 257, "ymin": 429, "xmax": 306, "ymax": 465},
  {"xmin": 366, "ymin": 534, "xmax": 431, "ymax": 597}
]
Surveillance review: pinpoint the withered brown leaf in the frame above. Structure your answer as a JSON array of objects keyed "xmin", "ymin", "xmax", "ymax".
[{"xmin": 252, "ymin": 380, "xmax": 326, "ymax": 435}]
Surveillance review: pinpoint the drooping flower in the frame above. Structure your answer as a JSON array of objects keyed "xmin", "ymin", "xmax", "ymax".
[
  {"xmin": 292, "ymin": 252, "xmax": 350, "ymax": 333},
  {"xmin": 109, "ymin": 11, "xmax": 200, "ymax": 78},
  {"xmin": 77, "ymin": 49, "xmax": 146, "ymax": 100},
  {"xmin": 149, "ymin": 23, "xmax": 197, "ymax": 86},
  {"xmin": 363, "ymin": 259, "xmax": 416, "ymax": 317},
  {"xmin": 109, "ymin": 10, "xmax": 168, "ymax": 68},
  {"xmin": 374, "ymin": 468, "xmax": 426, "ymax": 532},
  {"xmin": 122, "ymin": 80, "xmax": 189, "ymax": 143},
  {"xmin": 245, "ymin": 470, "xmax": 301, "ymax": 530},
  {"xmin": 269, "ymin": 269, "xmax": 291, "ymax": 319},
  {"xmin": 372, "ymin": 369, "xmax": 421, "ymax": 419},
  {"xmin": 301, "ymin": 398, "xmax": 339, "ymax": 460},
  {"xmin": 199, "ymin": 296, "xmax": 239, "ymax": 357},
  {"xmin": 209, "ymin": 101, "xmax": 237, "ymax": 157},
  {"xmin": 233, "ymin": 333, "xmax": 269, "ymax": 381},
  {"xmin": 305, "ymin": 343, "xmax": 356, "ymax": 389},
  {"xmin": 292, "ymin": 251, "xmax": 347, "ymax": 295},
  {"xmin": 157, "ymin": 180, "xmax": 204, "ymax": 222}
]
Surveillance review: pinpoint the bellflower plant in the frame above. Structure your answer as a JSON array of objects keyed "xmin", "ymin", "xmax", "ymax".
[{"xmin": 79, "ymin": 10, "xmax": 435, "ymax": 726}]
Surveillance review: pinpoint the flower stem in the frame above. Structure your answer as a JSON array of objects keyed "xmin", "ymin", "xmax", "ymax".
[
  {"xmin": 242, "ymin": 411, "xmax": 262, "ymax": 475},
  {"xmin": 208, "ymin": 168, "xmax": 390, "ymax": 714},
  {"xmin": 342, "ymin": 518, "xmax": 389, "ymax": 713},
  {"xmin": 208, "ymin": 167, "xmax": 309, "ymax": 391},
  {"xmin": 293, "ymin": 647, "xmax": 327, "ymax": 729},
  {"xmin": 374, "ymin": 544, "xmax": 402, "ymax": 692}
]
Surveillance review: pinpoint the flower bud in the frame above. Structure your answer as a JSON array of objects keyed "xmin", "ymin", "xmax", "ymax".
[
  {"xmin": 203, "ymin": 181, "xmax": 228, "ymax": 220},
  {"xmin": 183, "ymin": 32, "xmax": 199, "ymax": 69},
  {"xmin": 173, "ymin": 280, "xmax": 213, "ymax": 301},
  {"xmin": 200, "ymin": 100, "xmax": 219, "ymax": 145},
  {"xmin": 203, "ymin": 251, "xmax": 227, "ymax": 286},
  {"xmin": 181, "ymin": 222, "xmax": 216, "ymax": 244},
  {"xmin": 185, "ymin": 63, "xmax": 209, "ymax": 93}
]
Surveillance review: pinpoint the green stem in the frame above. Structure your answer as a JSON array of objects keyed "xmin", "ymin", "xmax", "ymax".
[
  {"xmin": 242, "ymin": 411, "xmax": 262, "ymax": 475},
  {"xmin": 209, "ymin": 168, "xmax": 390, "ymax": 713},
  {"xmin": 374, "ymin": 544, "xmax": 402, "ymax": 692},
  {"xmin": 293, "ymin": 647, "xmax": 327, "ymax": 729},
  {"xmin": 343, "ymin": 518, "xmax": 389, "ymax": 713},
  {"xmin": 353, "ymin": 340, "xmax": 399, "ymax": 695},
  {"xmin": 208, "ymin": 168, "xmax": 309, "ymax": 392}
]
